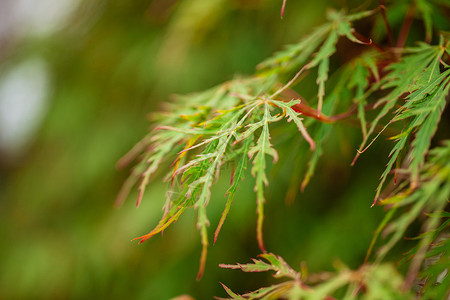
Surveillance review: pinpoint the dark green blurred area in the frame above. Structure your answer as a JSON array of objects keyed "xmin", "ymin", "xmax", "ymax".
[{"xmin": 0, "ymin": 0, "xmax": 402, "ymax": 299}]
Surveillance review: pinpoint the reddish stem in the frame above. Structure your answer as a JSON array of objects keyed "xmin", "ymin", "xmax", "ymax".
[
  {"xmin": 379, "ymin": 1, "xmax": 395, "ymax": 47},
  {"xmin": 396, "ymin": 3, "xmax": 415, "ymax": 50},
  {"xmin": 281, "ymin": 0, "xmax": 287, "ymax": 19},
  {"xmin": 290, "ymin": 102, "xmax": 363, "ymax": 123}
]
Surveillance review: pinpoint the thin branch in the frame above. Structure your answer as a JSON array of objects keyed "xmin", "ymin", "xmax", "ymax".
[
  {"xmin": 352, "ymin": 31, "xmax": 387, "ymax": 54},
  {"xmin": 379, "ymin": 1, "xmax": 395, "ymax": 47},
  {"xmin": 271, "ymin": 63, "xmax": 311, "ymax": 98},
  {"xmin": 396, "ymin": 3, "xmax": 416, "ymax": 50},
  {"xmin": 290, "ymin": 100, "xmax": 376, "ymax": 124},
  {"xmin": 279, "ymin": 86, "xmax": 310, "ymax": 105}
]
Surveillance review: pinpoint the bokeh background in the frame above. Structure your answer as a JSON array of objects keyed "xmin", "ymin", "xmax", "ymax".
[{"xmin": 0, "ymin": 0, "xmax": 411, "ymax": 299}]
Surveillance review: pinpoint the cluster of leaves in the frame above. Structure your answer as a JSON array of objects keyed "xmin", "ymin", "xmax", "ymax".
[
  {"xmin": 354, "ymin": 37, "xmax": 450, "ymax": 203},
  {"xmin": 119, "ymin": 1, "xmax": 450, "ymax": 298},
  {"xmin": 219, "ymin": 140, "xmax": 450, "ymax": 299},
  {"xmin": 369, "ymin": 140, "xmax": 450, "ymax": 298},
  {"xmin": 219, "ymin": 253, "xmax": 412, "ymax": 299},
  {"xmin": 118, "ymin": 8, "xmax": 378, "ymax": 279}
]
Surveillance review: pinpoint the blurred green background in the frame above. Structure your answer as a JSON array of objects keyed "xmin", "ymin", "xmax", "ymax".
[{"xmin": 0, "ymin": 0, "xmax": 397, "ymax": 299}]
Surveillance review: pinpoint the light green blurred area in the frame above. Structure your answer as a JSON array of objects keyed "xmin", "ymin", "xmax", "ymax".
[{"xmin": 0, "ymin": 0, "xmax": 398, "ymax": 299}]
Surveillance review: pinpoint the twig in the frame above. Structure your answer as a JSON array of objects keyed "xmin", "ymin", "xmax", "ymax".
[
  {"xmin": 396, "ymin": 3, "xmax": 416, "ymax": 51},
  {"xmin": 352, "ymin": 31, "xmax": 387, "ymax": 54},
  {"xmin": 271, "ymin": 63, "xmax": 311, "ymax": 99},
  {"xmin": 379, "ymin": 1, "xmax": 395, "ymax": 47},
  {"xmin": 290, "ymin": 100, "xmax": 375, "ymax": 124}
]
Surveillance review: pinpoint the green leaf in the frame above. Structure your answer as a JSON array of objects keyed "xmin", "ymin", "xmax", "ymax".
[
  {"xmin": 354, "ymin": 43, "xmax": 444, "ymax": 166},
  {"xmin": 356, "ymin": 43, "xmax": 450, "ymax": 202},
  {"xmin": 218, "ymin": 282, "xmax": 246, "ymax": 300},
  {"xmin": 214, "ymin": 138, "xmax": 251, "ymax": 243},
  {"xmin": 220, "ymin": 253, "xmax": 299, "ymax": 280},
  {"xmin": 269, "ymin": 99, "xmax": 315, "ymax": 150},
  {"xmin": 247, "ymin": 102, "xmax": 280, "ymax": 251}
]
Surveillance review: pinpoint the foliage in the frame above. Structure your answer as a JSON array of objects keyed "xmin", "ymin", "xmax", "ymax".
[
  {"xmin": 114, "ymin": 0, "xmax": 450, "ymax": 298},
  {"xmin": 218, "ymin": 253, "xmax": 412, "ymax": 299},
  {"xmin": 218, "ymin": 141, "xmax": 450, "ymax": 300}
]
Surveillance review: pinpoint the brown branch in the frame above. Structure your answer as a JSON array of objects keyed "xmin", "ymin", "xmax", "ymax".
[
  {"xmin": 289, "ymin": 100, "xmax": 374, "ymax": 124},
  {"xmin": 396, "ymin": 3, "xmax": 416, "ymax": 50},
  {"xmin": 379, "ymin": 1, "xmax": 395, "ymax": 47},
  {"xmin": 271, "ymin": 63, "xmax": 311, "ymax": 98},
  {"xmin": 286, "ymin": 97, "xmax": 400, "ymax": 145},
  {"xmin": 291, "ymin": 101, "xmax": 334, "ymax": 122}
]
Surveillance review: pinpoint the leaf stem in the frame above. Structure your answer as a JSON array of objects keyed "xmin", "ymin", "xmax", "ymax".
[
  {"xmin": 290, "ymin": 99, "xmax": 376, "ymax": 124},
  {"xmin": 378, "ymin": 1, "xmax": 395, "ymax": 47},
  {"xmin": 396, "ymin": 3, "xmax": 415, "ymax": 51},
  {"xmin": 281, "ymin": 0, "xmax": 287, "ymax": 19},
  {"xmin": 271, "ymin": 63, "xmax": 311, "ymax": 99}
]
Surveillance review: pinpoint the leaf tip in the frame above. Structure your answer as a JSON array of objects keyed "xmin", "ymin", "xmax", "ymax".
[
  {"xmin": 136, "ymin": 190, "xmax": 144, "ymax": 207},
  {"xmin": 370, "ymin": 197, "xmax": 378, "ymax": 207},
  {"xmin": 196, "ymin": 242, "xmax": 208, "ymax": 281},
  {"xmin": 280, "ymin": 0, "xmax": 287, "ymax": 19}
]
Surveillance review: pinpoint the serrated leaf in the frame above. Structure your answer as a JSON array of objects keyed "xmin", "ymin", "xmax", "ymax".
[
  {"xmin": 269, "ymin": 99, "xmax": 315, "ymax": 150},
  {"xmin": 220, "ymin": 253, "xmax": 299, "ymax": 280},
  {"xmin": 214, "ymin": 138, "xmax": 251, "ymax": 243},
  {"xmin": 248, "ymin": 102, "xmax": 280, "ymax": 251},
  {"xmin": 218, "ymin": 282, "xmax": 246, "ymax": 300}
]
